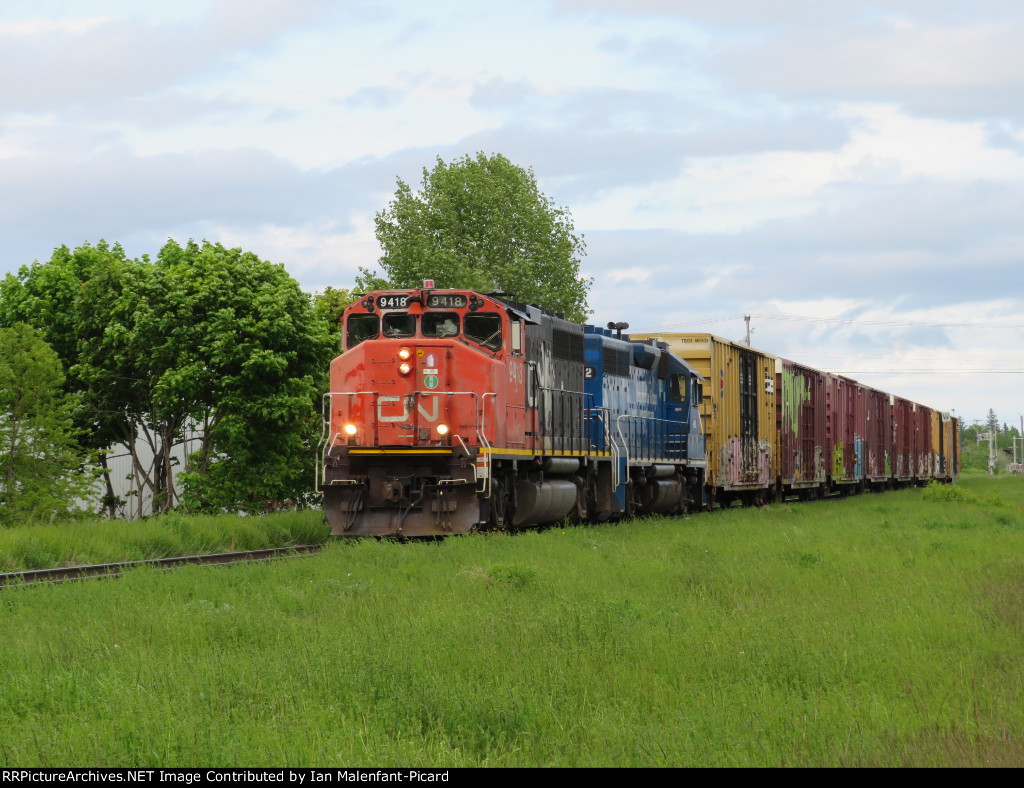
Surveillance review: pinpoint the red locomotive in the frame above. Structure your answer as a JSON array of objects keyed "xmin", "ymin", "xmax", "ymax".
[{"xmin": 318, "ymin": 282, "xmax": 595, "ymax": 536}]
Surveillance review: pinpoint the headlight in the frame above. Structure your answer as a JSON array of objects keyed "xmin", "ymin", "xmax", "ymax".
[
  {"xmin": 398, "ymin": 362, "xmax": 413, "ymax": 376},
  {"xmin": 436, "ymin": 424, "xmax": 449, "ymax": 436},
  {"xmin": 398, "ymin": 347, "xmax": 412, "ymax": 360},
  {"xmin": 344, "ymin": 424, "xmax": 358, "ymax": 436}
]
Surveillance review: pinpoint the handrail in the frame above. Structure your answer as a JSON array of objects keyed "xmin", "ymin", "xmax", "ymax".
[
  {"xmin": 477, "ymin": 392, "xmax": 497, "ymax": 497},
  {"xmin": 588, "ymin": 407, "xmax": 619, "ymax": 488},
  {"xmin": 615, "ymin": 413, "xmax": 690, "ymax": 466},
  {"xmin": 316, "ymin": 392, "xmax": 339, "ymax": 493},
  {"xmin": 615, "ymin": 415, "xmax": 632, "ymax": 483}
]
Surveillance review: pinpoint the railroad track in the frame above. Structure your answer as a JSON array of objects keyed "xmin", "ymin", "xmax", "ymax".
[{"xmin": 0, "ymin": 544, "xmax": 326, "ymax": 588}]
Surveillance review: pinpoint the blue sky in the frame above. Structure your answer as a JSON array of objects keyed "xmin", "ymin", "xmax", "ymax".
[{"xmin": 2, "ymin": 0, "xmax": 1023, "ymax": 427}]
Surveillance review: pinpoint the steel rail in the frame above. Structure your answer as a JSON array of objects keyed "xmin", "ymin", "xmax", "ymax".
[{"xmin": 0, "ymin": 544, "xmax": 326, "ymax": 589}]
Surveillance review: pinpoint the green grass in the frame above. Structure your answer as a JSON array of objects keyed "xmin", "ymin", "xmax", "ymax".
[
  {"xmin": 0, "ymin": 510, "xmax": 329, "ymax": 571},
  {"xmin": 1, "ymin": 477, "xmax": 1022, "ymax": 766}
]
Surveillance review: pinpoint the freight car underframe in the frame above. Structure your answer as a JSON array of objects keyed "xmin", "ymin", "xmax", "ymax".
[{"xmin": 710, "ymin": 459, "xmax": 953, "ymax": 508}]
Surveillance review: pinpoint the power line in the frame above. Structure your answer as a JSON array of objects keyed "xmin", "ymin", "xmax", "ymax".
[
  {"xmin": 826, "ymin": 369, "xmax": 1024, "ymax": 375},
  {"xmin": 642, "ymin": 313, "xmax": 1024, "ymax": 331},
  {"xmin": 752, "ymin": 314, "xmax": 1024, "ymax": 329}
]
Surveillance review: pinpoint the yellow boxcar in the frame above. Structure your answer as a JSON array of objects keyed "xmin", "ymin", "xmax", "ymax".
[
  {"xmin": 631, "ymin": 332, "xmax": 777, "ymax": 505},
  {"xmin": 951, "ymin": 415, "xmax": 961, "ymax": 478},
  {"xmin": 929, "ymin": 409, "xmax": 959, "ymax": 481},
  {"xmin": 930, "ymin": 409, "xmax": 942, "ymax": 480}
]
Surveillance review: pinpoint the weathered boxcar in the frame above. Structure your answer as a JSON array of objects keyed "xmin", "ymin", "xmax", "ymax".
[
  {"xmin": 631, "ymin": 333, "xmax": 777, "ymax": 506},
  {"xmin": 892, "ymin": 395, "xmax": 915, "ymax": 483},
  {"xmin": 863, "ymin": 386, "xmax": 892, "ymax": 487},
  {"xmin": 933, "ymin": 411, "xmax": 960, "ymax": 481},
  {"xmin": 826, "ymin": 373, "xmax": 865, "ymax": 493},
  {"xmin": 950, "ymin": 415, "xmax": 961, "ymax": 478},
  {"xmin": 776, "ymin": 358, "xmax": 827, "ymax": 499},
  {"xmin": 914, "ymin": 403, "xmax": 935, "ymax": 480}
]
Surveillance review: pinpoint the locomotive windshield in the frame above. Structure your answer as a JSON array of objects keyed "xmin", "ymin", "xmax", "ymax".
[
  {"xmin": 382, "ymin": 313, "xmax": 416, "ymax": 338},
  {"xmin": 343, "ymin": 302, "xmax": 503, "ymax": 352},
  {"xmin": 346, "ymin": 314, "xmax": 379, "ymax": 349},
  {"xmin": 422, "ymin": 312, "xmax": 460, "ymax": 337}
]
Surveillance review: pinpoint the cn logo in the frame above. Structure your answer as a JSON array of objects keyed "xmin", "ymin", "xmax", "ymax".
[{"xmin": 377, "ymin": 396, "xmax": 440, "ymax": 422}]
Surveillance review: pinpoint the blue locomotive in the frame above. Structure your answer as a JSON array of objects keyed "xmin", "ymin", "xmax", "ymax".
[{"xmin": 583, "ymin": 323, "xmax": 707, "ymax": 518}]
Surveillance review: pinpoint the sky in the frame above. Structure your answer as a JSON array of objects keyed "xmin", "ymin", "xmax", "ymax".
[{"xmin": 2, "ymin": 0, "xmax": 1022, "ymax": 429}]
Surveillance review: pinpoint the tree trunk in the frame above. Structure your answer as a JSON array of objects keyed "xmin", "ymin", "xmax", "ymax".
[{"xmin": 98, "ymin": 452, "xmax": 118, "ymax": 518}]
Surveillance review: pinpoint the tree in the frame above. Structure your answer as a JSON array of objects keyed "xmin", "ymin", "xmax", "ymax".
[
  {"xmin": 0, "ymin": 324, "xmax": 93, "ymax": 524},
  {"xmin": 0, "ymin": 241, "xmax": 130, "ymax": 514},
  {"xmin": 312, "ymin": 286, "xmax": 357, "ymax": 350},
  {"xmin": 1, "ymin": 240, "xmax": 336, "ymax": 516},
  {"xmin": 361, "ymin": 152, "xmax": 592, "ymax": 321},
  {"xmin": 158, "ymin": 240, "xmax": 336, "ymax": 512}
]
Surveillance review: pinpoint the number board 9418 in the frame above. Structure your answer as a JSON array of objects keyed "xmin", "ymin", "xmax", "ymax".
[
  {"xmin": 427, "ymin": 294, "xmax": 467, "ymax": 308},
  {"xmin": 376, "ymin": 294, "xmax": 410, "ymax": 310}
]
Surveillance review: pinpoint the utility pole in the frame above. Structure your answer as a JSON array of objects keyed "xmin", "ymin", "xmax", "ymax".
[
  {"xmin": 744, "ymin": 315, "xmax": 751, "ymax": 346},
  {"xmin": 977, "ymin": 426, "xmax": 997, "ymax": 476},
  {"xmin": 1014, "ymin": 415, "xmax": 1024, "ymax": 474}
]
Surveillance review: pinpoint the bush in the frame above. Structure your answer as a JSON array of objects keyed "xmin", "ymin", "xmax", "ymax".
[{"xmin": 922, "ymin": 480, "xmax": 978, "ymax": 504}]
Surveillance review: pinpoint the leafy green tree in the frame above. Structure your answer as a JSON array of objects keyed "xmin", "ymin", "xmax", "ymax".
[
  {"xmin": 361, "ymin": 152, "xmax": 591, "ymax": 321},
  {"xmin": 312, "ymin": 286, "xmax": 357, "ymax": 349},
  {"xmin": 1, "ymin": 240, "xmax": 336, "ymax": 516},
  {"xmin": 0, "ymin": 241, "xmax": 131, "ymax": 514},
  {"xmin": 159, "ymin": 240, "xmax": 335, "ymax": 513},
  {"xmin": 0, "ymin": 324, "xmax": 94, "ymax": 525}
]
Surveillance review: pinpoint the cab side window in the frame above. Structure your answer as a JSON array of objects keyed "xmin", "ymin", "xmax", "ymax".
[
  {"xmin": 670, "ymin": 374, "xmax": 687, "ymax": 404},
  {"xmin": 465, "ymin": 313, "xmax": 502, "ymax": 351}
]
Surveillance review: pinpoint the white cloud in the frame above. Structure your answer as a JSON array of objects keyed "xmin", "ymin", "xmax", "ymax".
[
  {"xmin": 0, "ymin": 16, "xmax": 115, "ymax": 36},
  {"xmin": 203, "ymin": 214, "xmax": 381, "ymax": 289},
  {"xmin": 2, "ymin": 0, "xmax": 1023, "ymax": 424}
]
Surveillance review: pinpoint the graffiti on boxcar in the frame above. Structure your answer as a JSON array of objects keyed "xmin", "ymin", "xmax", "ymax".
[
  {"xmin": 780, "ymin": 368, "xmax": 810, "ymax": 436},
  {"xmin": 722, "ymin": 437, "xmax": 772, "ymax": 486}
]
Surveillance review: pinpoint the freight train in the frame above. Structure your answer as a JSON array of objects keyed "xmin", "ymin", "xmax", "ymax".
[{"xmin": 318, "ymin": 284, "xmax": 960, "ymax": 536}]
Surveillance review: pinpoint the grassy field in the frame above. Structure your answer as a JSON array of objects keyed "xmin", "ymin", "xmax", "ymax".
[
  {"xmin": 0, "ymin": 509, "xmax": 329, "ymax": 572},
  {"xmin": 1, "ymin": 476, "xmax": 1022, "ymax": 767}
]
